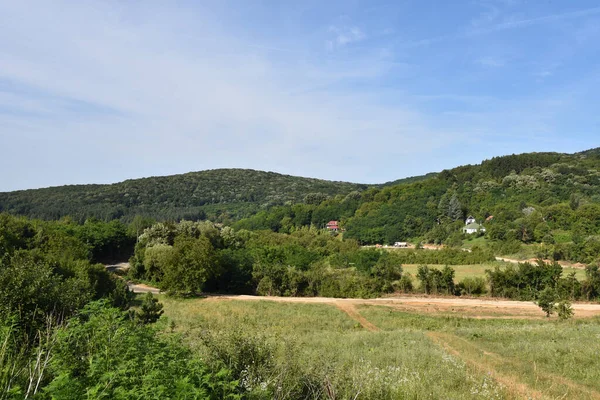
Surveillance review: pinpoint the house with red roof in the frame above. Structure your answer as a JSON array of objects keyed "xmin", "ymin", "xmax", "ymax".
[{"xmin": 326, "ymin": 220, "xmax": 339, "ymax": 231}]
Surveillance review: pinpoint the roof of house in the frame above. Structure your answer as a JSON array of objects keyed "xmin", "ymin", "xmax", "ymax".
[
  {"xmin": 464, "ymin": 223, "xmax": 483, "ymax": 230},
  {"xmin": 485, "ymin": 215, "xmax": 494, "ymax": 221},
  {"xmin": 327, "ymin": 220, "xmax": 339, "ymax": 225}
]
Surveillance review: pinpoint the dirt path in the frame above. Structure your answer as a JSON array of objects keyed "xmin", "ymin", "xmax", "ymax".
[
  {"xmin": 334, "ymin": 302, "xmax": 379, "ymax": 331},
  {"xmin": 427, "ymin": 332, "xmax": 546, "ymax": 399},
  {"xmin": 209, "ymin": 294, "xmax": 600, "ymax": 318},
  {"xmin": 428, "ymin": 332, "xmax": 600, "ymax": 400},
  {"xmin": 128, "ymin": 283, "xmax": 161, "ymax": 294}
]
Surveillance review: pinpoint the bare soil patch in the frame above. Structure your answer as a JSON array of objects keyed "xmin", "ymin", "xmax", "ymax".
[
  {"xmin": 210, "ymin": 294, "xmax": 600, "ymax": 319},
  {"xmin": 334, "ymin": 302, "xmax": 379, "ymax": 331}
]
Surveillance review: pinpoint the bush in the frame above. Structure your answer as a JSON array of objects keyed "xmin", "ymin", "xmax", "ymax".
[
  {"xmin": 557, "ymin": 300, "xmax": 574, "ymax": 320},
  {"xmin": 536, "ymin": 288, "xmax": 557, "ymax": 317},
  {"xmin": 46, "ymin": 301, "xmax": 240, "ymax": 399},
  {"xmin": 456, "ymin": 277, "xmax": 487, "ymax": 296},
  {"xmin": 395, "ymin": 273, "xmax": 414, "ymax": 293},
  {"xmin": 135, "ymin": 293, "xmax": 164, "ymax": 324}
]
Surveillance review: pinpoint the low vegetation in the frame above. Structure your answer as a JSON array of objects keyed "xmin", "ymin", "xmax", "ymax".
[
  {"xmin": 160, "ymin": 297, "xmax": 600, "ymax": 399},
  {"xmin": 128, "ymin": 219, "xmax": 600, "ymax": 303}
]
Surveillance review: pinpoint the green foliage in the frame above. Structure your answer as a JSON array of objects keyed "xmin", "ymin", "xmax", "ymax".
[
  {"xmin": 456, "ymin": 277, "xmax": 487, "ymax": 296},
  {"xmin": 486, "ymin": 260, "xmax": 563, "ymax": 300},
  {"xmin": 557, "ymin": 299, "xmax": 574, "ymax": 320},
  {"xmin": 0, "ymin": 214, "xmax": 131, "ymax": 338},
  {"xmin": 132, "ymin": 222, "xmax": 408, "ymax": 298},
  {"xmin": 416, "ymin": 265, "xmax": 456, "ymax": 295},
  {"xmin": 448, "ymin": 193, "xmax": 464, "ymax": 221},
  {"xmin": 3, "ymin": 150, "xmax": 600, "ymax": 267},
  {"xmin": 46, "ymin": 301, "xmax": 240, "ymax": 399},
  {"xmin": 536, "ymin": 287, "xmax": 557, "ymax": 317},
  {"xmin": 135, "ymin": 293, "xmax": 164, "ymax": 324},
  {"xmin": 0, "ymin": 169, "xmax": 368, "ymax": 223}
]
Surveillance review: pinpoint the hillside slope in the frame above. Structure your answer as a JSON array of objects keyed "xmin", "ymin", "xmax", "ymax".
[
  {"xmin": 232, "ymin": 149, "xmax": 600, "ymax": 263},
  {"xmin": 0, "ymin": 169, "xmax": 369, "ymax": 222}
]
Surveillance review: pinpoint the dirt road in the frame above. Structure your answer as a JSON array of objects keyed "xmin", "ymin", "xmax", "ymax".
[
  {"xmin": 207, "ymin": 294, "xmax": 600, "ymax": 318},
  {"xmin": 129, "ymin": 283, "xmax": 161, "ymax": 294}
]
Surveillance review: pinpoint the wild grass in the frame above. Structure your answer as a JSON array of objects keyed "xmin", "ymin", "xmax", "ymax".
[
  {"xmin": 360, "ymin": 305, "xmax": 600, "ymax": 398},
  {"xmin": 401, "ymin": 262, "xmax": 587, "ymax": 281},
  {"xmin": 461, "ymin": 236, "xmax": 489, "ymax": 250},
  {"xmin": 454, "ymin": 318, "xmax": 600, "ymax": 393},
  {"xmin": 160, "ymin": 297, "xmax": 511, "ymax": 399},
  {"xmin": 159, "ymin": 297, "xmax": 600, "ymax": 399}
]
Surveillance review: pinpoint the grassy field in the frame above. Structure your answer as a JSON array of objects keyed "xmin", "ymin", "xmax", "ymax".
[
  {"xmin": 401, "ymin": 261, "xmax": 587, "ymax": 281},
  {"xmin": 159, "ymin": 296, "xmax": 600, "ymax": 399}
]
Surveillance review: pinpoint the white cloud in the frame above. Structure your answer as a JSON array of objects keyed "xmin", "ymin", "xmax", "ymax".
[
  {"xmin": 327, "ymin": 25, "xmax": 366, "ymax": 49},
  {"xmin": 476, "ymin": 56, "xmax": 506, "ymax": 67},
  {"xmin": 0, "ymin": 1, "xmax": 596, "ymax": 191},
  {"xmin": 0, "ymin": 1, "xmax": 457, "ymax": 189}
]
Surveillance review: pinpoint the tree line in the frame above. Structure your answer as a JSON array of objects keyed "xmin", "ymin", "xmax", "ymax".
[
  {"xmin": 3, "ymin": 150, "xmax": 600, "ymax": 265},
  {"xmin": 129, "ymin": 220, "xmax": 501, "ymax": 298},
  {"xmin": 0, "ymin": 213, "xmax": 242, "ymax": 398}
]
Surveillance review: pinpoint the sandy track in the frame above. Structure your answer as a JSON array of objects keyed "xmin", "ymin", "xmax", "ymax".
[
  {"xmin": 429, "ymin": 332, "xmax": 600, "ymax": 400},
  {"xmin": 427, "ymin": 332, "xmax": 546, "ymax": 400},
  {"xmin": 334, "ymin": 302, "xmax": 379, "ymax": 331},
  {"xmin": 494, "ymin": 256, "xmax": 587, "ymax": 269},
  {"xmin": 208, "ymin": 294, "xmax": 600, "ymax": 318},
  {"xmin": 128, "ymin": 283, "xmax": 161, "ymax": 294}
]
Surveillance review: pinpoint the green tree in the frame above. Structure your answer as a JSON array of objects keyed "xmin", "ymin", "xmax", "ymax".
[
  {"xmin": 536, "ymin": 287, "xmax": 557, "ymax": 317},
  {"xmin": 557, "ymin": 299, "xmax": 574, "ymax": 320},
  {"xmin": 163, "ymin": 236, "xmax": 219, "ymax": 295},
  {"xmin": 135, "ymin": 293, "xmax": 164, "ymax": 324},
  {"xmin": 448, "ymin": 193, "xmax": 463, "ymax": 221}
]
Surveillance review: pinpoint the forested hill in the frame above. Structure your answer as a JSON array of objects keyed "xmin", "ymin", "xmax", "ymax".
[
  {"xmin": 0, "ymin": 169, "xmax": 369, "ymax": 222},
  {"xmin": 380, "ymin": 172, "xmax": 438, "ymax": 187},
  {"xmin": 231, "ymin": 149, "xmax": 600, "ymax": 263},
  {"xmin": 578, "ymin": 147, "xmax": 600, "ymax": 157}
]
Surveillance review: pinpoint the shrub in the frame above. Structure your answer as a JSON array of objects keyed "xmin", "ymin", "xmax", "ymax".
[
  {"xmin": 557, "ymin": 300, "xmax": 574, "ymax": 320},
  {"xmin": 135, "ymin": 293, "xmax": 164, "ymax": 324},
  {"xmin": 536, "ymin": 288, "xmax": 557, "ymax": 317},
  {"xmin": 457, "ymin": 277, "xmax": 487, "ymax": 296}
]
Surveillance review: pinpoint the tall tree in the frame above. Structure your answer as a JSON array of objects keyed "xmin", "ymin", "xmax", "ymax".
[{"xmin": 448, "ymin": 193, "xmax": 464, "ymax": 221}]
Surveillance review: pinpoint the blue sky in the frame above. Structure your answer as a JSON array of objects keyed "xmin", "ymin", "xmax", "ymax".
[{"xmin": 1, "ymin": 0, "xmax": 599, "ymax": 191}]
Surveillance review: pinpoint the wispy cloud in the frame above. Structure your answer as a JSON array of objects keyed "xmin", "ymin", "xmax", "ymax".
[
  {"xmin": 490, "ymin": 6, "xmax": 600, "ymax": 31},
  {"xmin": 0, "ymin": 1, "xmax": 597, "ymax": 190},
  {"xmin": 400, "ymin": 5, "xmax": 600, "ymax": 48},
  {"xmin": 0, "ymin": 2, "xmax": 451, "ymax": 189},
  {"xmin": 327, "ymin": 25, "xmax": 365, "ymax": 49},
  {"xmin": 476, "ymin": 56, "xmax": 506, "ymax": 67}
]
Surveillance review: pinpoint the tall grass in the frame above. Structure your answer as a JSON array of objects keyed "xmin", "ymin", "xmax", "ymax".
[{"xmin": 161, "ymin": 297, "xmax": 509, "ymax": 399}]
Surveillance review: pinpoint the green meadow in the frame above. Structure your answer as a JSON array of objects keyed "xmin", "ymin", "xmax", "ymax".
[{"xmin": 159, "ymin": 296, "xmax": 600, "ymax": 399}]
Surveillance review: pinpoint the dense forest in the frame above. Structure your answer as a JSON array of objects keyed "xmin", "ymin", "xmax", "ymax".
[
  {"xmin": 0, "ymin": 169, "xmax": 373, "ymax": 222},
  {"xmin": 233, "ymin": 149, "xmax": 600, "ymax": 264},
  {"xmin": 0, "ymin": 213, "xmax": 247, "ymax": 398},
  {"xmin": 2, "ymin": 149, "xmax": 600, "ymax": 264}
]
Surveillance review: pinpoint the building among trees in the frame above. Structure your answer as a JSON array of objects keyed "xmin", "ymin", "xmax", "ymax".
[
  {"xmin": 326, "ymin": 220, "xmax": 340, "ymax": 231},
  {"xmin": 463, "ymin": 219, "xmax": 485, "ymax": 234}
]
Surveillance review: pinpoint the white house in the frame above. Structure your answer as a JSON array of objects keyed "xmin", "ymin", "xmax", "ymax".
[
  {"xmin": 465, "ymin": 215, "xmax": 476, "ymax": 225},
  {"xmin": 394, "ymin": 242, "xmax": 408, "ymax": 248},
  {"xmin": 463, "ymin": 222, "xmax": 486, "ymax": 234}
]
